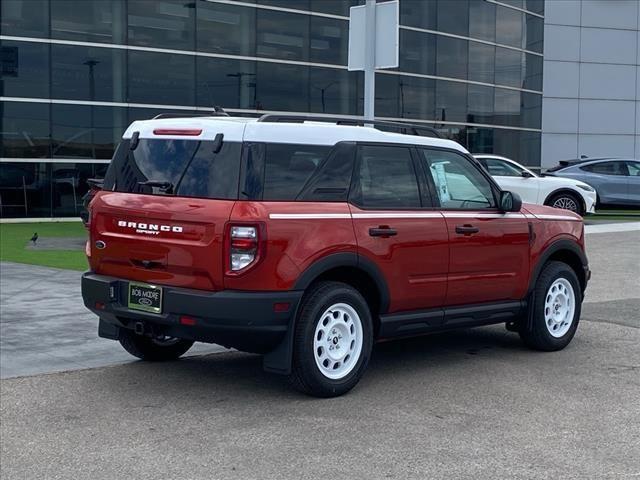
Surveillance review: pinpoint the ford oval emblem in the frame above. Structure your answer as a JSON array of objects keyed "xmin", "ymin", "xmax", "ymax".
[
  {"xmin": 95, "ymin": 240, "xmax": 106, "ymax": 249},
  {"xmin": 138, "ymin": 298, "xmax": 153, "ymax": 306}
]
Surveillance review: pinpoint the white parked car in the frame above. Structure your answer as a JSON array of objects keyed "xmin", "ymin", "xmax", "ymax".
[{"xmin": 474, "ymin": 154, "xmax": 597, "ymax": 216}]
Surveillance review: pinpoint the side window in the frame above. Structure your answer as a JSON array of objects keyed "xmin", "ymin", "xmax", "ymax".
[
  {"xmin": 263, "ymin": 144, "xmax": 330, "ymax": 200},
  {"xmin": 625, "ymin": 161, "xmax": 640, "ymax": 176},
  {"xmin": 484, "ymin": 158, "xmax": 523, "ymax": 177},
  {"xmin": 420, "ymin": 149, "xmax": 496, "ymax": 209},
  {"xmin": 351, "ymin": 145, "xmax": 421, "ymax": 209},
  {"xmin": 297, "ymin": 143, "xmax": 355, "ymax": 201},
  {"xmin": 240, "ymin": 143, "xmax": 331, "ymax": 200},
  {"xmin": 580, "ymin": 161, "xmax": 628, "ymax": 176}
]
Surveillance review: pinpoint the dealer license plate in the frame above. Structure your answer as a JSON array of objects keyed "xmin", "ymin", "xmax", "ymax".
[{"xmin": 128, "ymin": 282, "xmax": 163, "ymax": 314}]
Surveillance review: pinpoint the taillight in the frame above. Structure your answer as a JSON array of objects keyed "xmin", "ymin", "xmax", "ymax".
[{"xmin": 226, "ymin": 224, "xmax": 263, "ymax": 274}]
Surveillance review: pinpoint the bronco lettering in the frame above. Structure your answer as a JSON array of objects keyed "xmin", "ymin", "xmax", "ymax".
[{"xmin": 117, "ymin": 220, "xmax": 183, "ymax": 233}]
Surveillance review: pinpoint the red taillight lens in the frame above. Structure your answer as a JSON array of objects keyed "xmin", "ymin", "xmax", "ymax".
[
  {"xmin": 153, "ymin": 128, "xmax": 202, "ymax": 136},
  {"xmin": 179, "ymin": 315, "xmax": 197, "ymax": 326},
  {"xmin": 226, "ymin": 224, "xmax": 263, "ymax": 274}
]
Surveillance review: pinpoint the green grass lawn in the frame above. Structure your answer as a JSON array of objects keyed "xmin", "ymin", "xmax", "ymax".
[
  {"xmin": 0, "ymin": 222, "xmax": 88, "ymax": 271},
  {"xmin": 588, "ymin": 208, "xmax": 640, "ymax": 222}
]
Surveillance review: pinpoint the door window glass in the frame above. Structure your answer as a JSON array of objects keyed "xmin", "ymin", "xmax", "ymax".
[
  {"xmin": 484, "ymin": 158, "xmax": 524, "ymax": 177},
  {"xmin": 352, "ymin": 145, "xmax": 420, "ymax": 208},
  {"xmin": 580, "ymin": 161, "xmax": 628, "ymax": 176},
  {"xmin": 420, "ymin": 149, "xmax": 495, "ymax": 209},
  {"xmin": 625, "ymin": 162, "xmax": 640, "ymax": 176}
]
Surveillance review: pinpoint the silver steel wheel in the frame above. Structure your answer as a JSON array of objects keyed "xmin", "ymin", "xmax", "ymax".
[
  {"xmin": 544, "ymin": 278, "xmax": 575, "ymax": 338},
  {"xmin": 313, "ymin": 303, "xmax": 363, "ymax": 380},
  {"xmin": 552, "ymin": 195, "xmax": 579, "ymax": 212}
]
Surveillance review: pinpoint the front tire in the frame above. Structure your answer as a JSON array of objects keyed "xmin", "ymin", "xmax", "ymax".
[
  {"xmin": 119, "ymin": 330, "xmax": 194, "ymax": 361},
  {"xmin": 519, "ymin": 261, "xmax": 582, "ymax": 351},
  {"xmin": 547, "ymin": 192, "xmax": 584, "ymax": 216},
  {"xmin": 289, "ymin": 281, "xmax": 373, "ymax": 397}
]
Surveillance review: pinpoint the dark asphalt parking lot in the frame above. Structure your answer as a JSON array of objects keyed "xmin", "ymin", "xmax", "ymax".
[{"xmin": 1, "ymin": 228, "xmax": 639, "ymax": 479}]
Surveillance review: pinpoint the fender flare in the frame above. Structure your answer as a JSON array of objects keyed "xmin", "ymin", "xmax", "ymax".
[
  {"xmin": 527, "ymin": 239, "xmax": 589, "ymax": 295},
  {"xmin": 263, "ymin": 252, "xmax": 390, "ymax": 376},
  {"xmin": 293, "ymin": 252, "xmax": 390, "ymax": 314}
]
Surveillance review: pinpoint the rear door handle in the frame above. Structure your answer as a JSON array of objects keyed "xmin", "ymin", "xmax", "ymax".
[
  {"xmin": 369, "ymin": 227, "xmax": 397, "ymax": 237},
  {"xmin": 455, "ymin": 224, "xmax": 479, "ymax": 235}
]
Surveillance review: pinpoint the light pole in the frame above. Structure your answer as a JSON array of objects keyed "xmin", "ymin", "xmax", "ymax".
[
  {"xmin": 226, "ymin": 72, "xmax": 256, "ymax": 108},
  {"xmin": 313, "ymin": 82, "xmax": 337, "ymax": 113},
  {"xmin": 83, "ymin": 59, "xmax": 99, "ymax": 159}
]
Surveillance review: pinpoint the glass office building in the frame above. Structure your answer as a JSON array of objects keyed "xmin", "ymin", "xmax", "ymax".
[{"xmin": 0, "ymin": 0, "xmax": 544, "ymax": 218}]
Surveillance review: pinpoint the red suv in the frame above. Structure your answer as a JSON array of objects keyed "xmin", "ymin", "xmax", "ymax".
[{"xmin": 82, "ymin": 114, "xmax": 590, "ymax": 397}]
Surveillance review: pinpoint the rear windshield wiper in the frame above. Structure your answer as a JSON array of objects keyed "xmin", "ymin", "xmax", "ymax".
[{"xmin": 137, "ymin": 180, "xmax": 174, "ymax": 194}]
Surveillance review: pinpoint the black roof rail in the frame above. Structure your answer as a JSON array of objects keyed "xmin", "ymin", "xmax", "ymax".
[
  {"xmin": 256, "ymin": 114, "xmax": 443, "ymax": 139},
  {"xmin": 152, "ymin": 106, "xmax": 229, "ymax": 120}
]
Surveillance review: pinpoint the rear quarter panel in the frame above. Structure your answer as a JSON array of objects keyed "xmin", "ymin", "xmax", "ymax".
[{"xmin": 226, "ymin": 202, "xmax": 356, "ymax": 291}]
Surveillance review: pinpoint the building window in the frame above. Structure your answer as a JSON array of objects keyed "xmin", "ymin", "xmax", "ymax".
[
  {"xmin": 127, "ymin": 51, "xmax": 195, "ymax": 106},
  {"xmin": 0, "ymin": 40, "xmax": 50, "ymax": 98},
  {"xmin": 51, "ymin": 105, "xmax": 127, "ymax": 160},
  {"xmin": 1, "ymin": 102, "xmax": 50, "ymax": 159},
  {"xmin": 1, "ymin": 0, "xmax": 49, "ymax": 37},
  {"xmin": 51, "ymin": 0, "xmax": 126, "ymax": 44},
  {"xmin": 51, "ymin": 45, "xmax": 126, "ymax": 102},
  {"xmin": 127, "ymin": 0, "xmax": 195, "ymax": 50}
]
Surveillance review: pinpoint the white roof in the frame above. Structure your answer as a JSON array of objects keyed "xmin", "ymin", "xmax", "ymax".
[{"xmin": 122, "ymin": 116, "xmax": 468, "ymax": 153}]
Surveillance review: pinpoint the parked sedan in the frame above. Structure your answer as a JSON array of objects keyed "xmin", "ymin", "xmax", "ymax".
[
  {"xmin": 474, "ymin": 154, "xmax": 597, "ymax": 216},
  {"xmin": 546, "ymin": 157, "xmax": 640, "ymax": 207}
]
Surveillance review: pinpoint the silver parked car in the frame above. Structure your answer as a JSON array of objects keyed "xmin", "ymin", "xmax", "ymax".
[{"xmin": 546, "ymin": 158, "xmax": 640, "ymax": 207}]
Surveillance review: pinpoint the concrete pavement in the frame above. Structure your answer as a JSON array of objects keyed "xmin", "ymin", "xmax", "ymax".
[{"xmin": 0, "ymin": 262, "xmax": 225, "ymax": 379}]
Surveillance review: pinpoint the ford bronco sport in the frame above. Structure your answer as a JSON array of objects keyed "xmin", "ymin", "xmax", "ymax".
[{"xmin": 82, "ymin": 113, "xmax": 590, "ymax": 397}]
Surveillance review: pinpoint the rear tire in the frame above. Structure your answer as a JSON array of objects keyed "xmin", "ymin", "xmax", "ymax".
[
  {"xmin": 119, "ymin": 330, "xmax": 194, "ymax": 361},
  {"xmin": 519, "ymin": 261, "xmax": 582, "ymax": 351},
  {"xmin": 289, "ymin": 281, "xmax": 373, "ymax": 397},
  {"xmin": 547, "ymin": 192, "xmax": 584, "ymax": 216}
]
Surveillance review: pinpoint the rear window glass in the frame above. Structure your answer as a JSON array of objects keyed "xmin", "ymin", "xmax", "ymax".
[{"xmin": 103, "ymin": 139, "xmax": 241, "ymax": 199}]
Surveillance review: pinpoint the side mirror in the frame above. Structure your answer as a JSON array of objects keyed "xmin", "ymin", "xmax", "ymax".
[
  {"xmin": 521, "ymin": 170, "xmax": 535, "ymax": 178},
  {"xmin": 500, "ymin": 191, "xmax": 522, "ymax": 212}
]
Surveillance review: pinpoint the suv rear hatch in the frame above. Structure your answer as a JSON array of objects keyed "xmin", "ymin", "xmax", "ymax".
[{"xmin": 88, "ymin": 122, "xmax": 244, "ymax": 291}]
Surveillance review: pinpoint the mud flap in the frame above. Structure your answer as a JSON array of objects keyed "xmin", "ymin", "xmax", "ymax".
[
  {"xmin": 506, "ymin": 295, "xmax": 532, "ymax": 332},
  {"xmin": 98, "ymin": 318, "xmax": 120, "ymax": 340},
  {"xmin": 262, "ymin": 304, "xmax": 301, "ymax": 375}
]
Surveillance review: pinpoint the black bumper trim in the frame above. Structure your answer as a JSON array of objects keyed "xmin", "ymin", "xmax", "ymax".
[{"xmin": 82, "ymin": 272, "xmax": 303, "ymax": 354}]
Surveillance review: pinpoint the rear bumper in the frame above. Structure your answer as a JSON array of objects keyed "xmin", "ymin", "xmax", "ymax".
[{"xmin": 81, "ymin": 272, "xmax": 302, "ymax": 353}]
